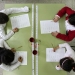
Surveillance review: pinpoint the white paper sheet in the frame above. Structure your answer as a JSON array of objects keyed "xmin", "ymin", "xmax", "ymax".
[
  {"xmin": 40, "ymin": 20, "xmax": 59, "ymax": 34},
  {"xmin": 10, "ymin": 14, "xmax": 30, "ymax": 29},
  {"xmin": 16, "ymin": 51, "xmax": 27, "ymax": 65},
  {"xmin": 46, "ymin": 48, "xmax": 65, "ymax": 62}
]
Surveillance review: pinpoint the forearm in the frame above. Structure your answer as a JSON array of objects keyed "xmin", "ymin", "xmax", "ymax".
[
  {"xmin": 59, "ymin": 43, "xmax": 73, "ymax": 52},
  {"xmin": 0, "ymin": 6, "xmax": 29, "ymax": 15},
  {"xmin": 56, "ymin": 6, "xmax": 75, "ymax": 18},
  {"xmin": 56, "ymin": 32, "xmax": 75, "ymax": 41},
  {"xmin": 9, "ymin": 61, "xmax": 21, "ymax": 71},
  {"xmin": 0, "ymin": 61, "xmax": 21, "ymax": 71},
  {"xmin": 2, "ymin": 30, "xmax": 14, "ymax": 40},
  {"xmin": 56, "ymin": 7, "xmax": 67, "ymax": 18}
]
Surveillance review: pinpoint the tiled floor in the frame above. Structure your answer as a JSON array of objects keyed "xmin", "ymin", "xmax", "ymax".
[{"xmin": 0, "ymin": 0, "xmax": 75, "ymax": 75}]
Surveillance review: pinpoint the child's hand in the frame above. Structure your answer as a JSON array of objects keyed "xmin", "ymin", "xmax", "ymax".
[
  {"xmin": 53, "ymin": 46, "xmax": 59, "ymax": 52},
  {"xmin": 18, "ymin": 57, "xmax": 23, "ymax": 62},
  {"xmin": 13, "ymin": 28, "xmax": 19, "ymax": 33},
  {"xmin": 53, "ymin": 16, "xmax": 60, "ymax": 22},
  {"xmin": 51, "ymin": 31, "xmax": 59, "ymax": 37},
  {"xmin": 11, "ymin": 48, "xmax": 16, "ymax": 52}
]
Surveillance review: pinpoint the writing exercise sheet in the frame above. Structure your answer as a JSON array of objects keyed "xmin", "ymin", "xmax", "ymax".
[
  {"xmin": 46, "ymin": 48, "xmax": 65, "ymax": 62},
  {"xmin": 40, "ymin": 20, "xmax": 59, "ymax": 34},
  {"xmin": 10, "ymin": 14, "xmax": 30, "ymax": 29}
]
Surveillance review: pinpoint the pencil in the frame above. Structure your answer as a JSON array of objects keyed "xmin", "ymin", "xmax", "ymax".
[
  {"xmin": 17, "ymin": 46, "xmax": 22, "ymax": 49},
  {"xmin": 51, "ymin": 43, "xmax": 55, "ymax": 52},
  {"xmin": 51, "ymin": 43, "xmax": 54, "ymax": 48}
]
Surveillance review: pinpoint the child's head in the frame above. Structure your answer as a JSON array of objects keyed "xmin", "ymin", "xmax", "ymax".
[
  {"xmin": 0, "ymin": 47, "xmax": 14, "ymax": 65},
  {"xmin": 68, "ymin": 13, "xmax": 75, "ymax": 26},
  {"xmin": 59, "ymin": 57, "xmax": 75, "ymax": 72},
  {"xmin": 0, "ymin": 12, "xmax": 9, "ymax": 24}
]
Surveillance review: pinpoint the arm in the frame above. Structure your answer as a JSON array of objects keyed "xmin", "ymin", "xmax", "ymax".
[
  {"xmin": 53, "ymin": 6, "xmax": 75, "ymax": 22},
  {"xmin": 59, "ymin": 43, "xmax": 74, "ymax": 56},
  {"xmin": 54, "ymin": 43, "xmax": 73, "ymax": 57},
  {"xmin": 0, "ymin": 6, "xmax": 29, "ymax": 15},
  {"xmin": 56, "ymin": 30, "xmax": 75, "ymax": 41},
  {"xmin": 51, "ymin": 30, "xmax": 75, "ymax": 41},
  {"xmin": 0, "ymin": 61, "xmax": 21, "ymax": 71},
  {"xmin": 1, "ymin": 28, "xmax": 18, "ymax": 40},
  {"xmin": 3, "ymin": 40, "xmax": 11, "ymax": 49},
  {"xmin": 0, "ymin": 56, "xmax": 23, "ymax": 71},
  {"xmin": 1, "ymin": 30, "xmax": 14, "ymax": 40},
  {"xmin": 3, "ymin": 40, "xmax": 16, "ymax": 52},
  {"xmin": 56, "ymin": 6, "xmax": 75, "ymax": 18}
]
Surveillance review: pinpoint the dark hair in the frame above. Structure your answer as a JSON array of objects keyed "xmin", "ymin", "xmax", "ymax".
[
  {"xmin": 0, "ymin": 47, "xmax": 14, "ymax": 65},
  {"xmin": 60, "ymin": 57, "xmax": 75, "ymax": 72},
  {"xmin": 68, "ymin": 13, "xmax": 75, "ymax": 26},
  {"xmin": 0, "ymin": 12, "xmax": 9, "ymax": 24}
]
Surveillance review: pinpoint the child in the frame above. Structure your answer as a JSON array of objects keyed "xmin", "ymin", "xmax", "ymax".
[
  {"xmin": 53, "ymin": 43, "xmax": 75, "ymax": 72},
  {"xmin": 0, "ymin": 39, "xmax": 23, "ymax": 71},
  {"xmin": 51, "ymin": 6, "xmax": 75, "ymax": 41},
  {"xmin": 0, "ymin": 6, "xmax": 29, "ymax": 40}
]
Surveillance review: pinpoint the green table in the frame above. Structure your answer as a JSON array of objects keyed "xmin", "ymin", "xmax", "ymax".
[
  {"xmin": 4, "ymin": 4, "xmax": 33, "ymax": 75},
  {"xmin": 3, "ymin": 4, "xmax": 67, "ymax": 75},
  {"xmin": 36, "ymin": 4, "xmax": 67, "ymax": 75}
]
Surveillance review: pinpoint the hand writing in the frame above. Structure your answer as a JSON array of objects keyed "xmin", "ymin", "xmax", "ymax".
[
  {"xmin": 18, "ymin": 57, "xmax": 23, "ymax": 62},
  {"xmin": 51, "ymin": 31, "xmax": 59, "ymax": 36},
  {"xmin": 13, "ymin": 28, "xmax": 19, "ymax": 33}
]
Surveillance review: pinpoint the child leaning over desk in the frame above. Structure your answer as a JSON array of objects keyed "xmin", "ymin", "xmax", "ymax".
[
  {"xmin": 0, "ymin": 6, "xmax": 29, "ymax": 40},
  {"xmin": 53, "ymin": 43, "xmax": 75, "ymax": 72},
  {"xmin": 0, "ymin": 38, "xmax": 23, "ymax": 71},
  {"xmin": 51, "ymin": 6, "xmax": 75, "ymax": 41}
]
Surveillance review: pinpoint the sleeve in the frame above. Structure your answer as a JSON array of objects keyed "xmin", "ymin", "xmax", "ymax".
[
  {"xmin": 0, "ymin": 61, "xmax": 21, "ymax": 71},
  {"xmin": 0, "ymin": 6, "xmax": 29, "ymax": 15},
  {"xmin": 1, "ymin": 30, "xmax": 14, "ymax": 40},
  {"xmin": 56, "ymin": 6, "xmax": 75, "ymax": 18},
  {"xmin": 59, "ymin": 43, "xmax": 73, "ymax": 57},
  {"xmin": 3, "ymin": 40, "xmax": 11, "ymax": 49},
  {"xmin": 56, "ymin": 30, "xmax": 75, "ymax": 41}
]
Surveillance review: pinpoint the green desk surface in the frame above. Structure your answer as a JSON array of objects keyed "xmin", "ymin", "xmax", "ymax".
[
  {"xmin": 37, "ymin": 4, "xmax": 66, "ymax": 75},
  {"xmin": 3, "ymin": 4, "xmax": 67, "ymax": 75},
  {"xmin": 4, "ymin": 4, "xmax": 32, "ymax": 75}
]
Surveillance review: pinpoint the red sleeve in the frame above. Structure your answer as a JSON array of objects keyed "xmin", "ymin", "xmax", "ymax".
[
  {"xmin": 57, "ymin": 6, "xmax": 75, "ymax": 18},
  {"xmin": 56, "ymin": 30, "xmax": 75, "ymax": 41}
]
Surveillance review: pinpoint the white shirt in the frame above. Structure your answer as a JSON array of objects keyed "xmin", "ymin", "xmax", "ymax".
[
  {"xmin": 65, "ymin": 20, "xmax": 75, "ymax": 31},
  {"xmin": 0, "ymin": 6, "xmax": 29, "ymax": 71},
  {"xmin": 0, "ymin": 39, "xmax": 21, "ymax": 71},
  {"xmin": 56, "ymin": 15, "xmax": 75, "ymax": 31},
  {"xmin": 59, "ymin": 43, "xmax": 75, "ymax": 61},
  {"xmin": 0, "ymin": 6, "xmax": 29, "ymax": 40},
  {"xmin": 56, "ymin": 43, "xmax": 75, "ymax": 71}
]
